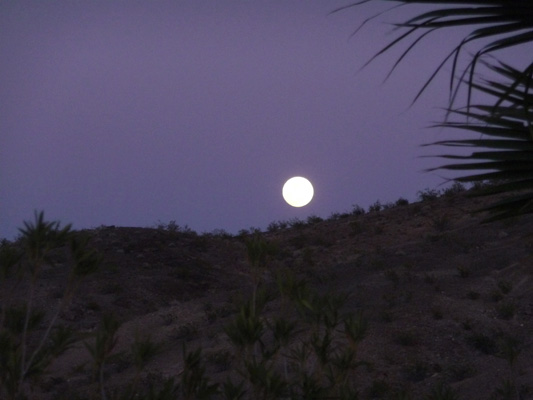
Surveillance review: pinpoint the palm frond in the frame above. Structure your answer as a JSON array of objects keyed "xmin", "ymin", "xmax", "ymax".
[
  {"xmin": 338, "ymin": 0, "xmax": 533, "ymax": 106},
  {"xmin": 425, "ymin": 62, "xmax": 533, "ymax": 220}
]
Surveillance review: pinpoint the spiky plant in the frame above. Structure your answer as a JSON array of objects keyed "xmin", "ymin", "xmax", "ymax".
[
  {"xmin": 425, "ymin": 60, "xmax": 533, "ymax": 220},
  {"xmin": 339, "ymin": 1, "xmax": 533, "ymax": 220},
  {"xmin": 0, "ymin": 212, "xmax": 100, "ymax": 400},
  {"xmin": 336, "ymin": 0, "xmax": 533, "ymax": 105}
]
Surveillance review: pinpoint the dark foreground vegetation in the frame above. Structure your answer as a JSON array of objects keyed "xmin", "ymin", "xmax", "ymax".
[{"xmin": 2, "ymin": 184, "xmax": 533, "ymax": 399}]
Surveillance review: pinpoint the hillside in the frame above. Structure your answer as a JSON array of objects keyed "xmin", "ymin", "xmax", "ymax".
[{"xmin": 2, "ymin": 187, "xmax": 533, "ymax": 399}]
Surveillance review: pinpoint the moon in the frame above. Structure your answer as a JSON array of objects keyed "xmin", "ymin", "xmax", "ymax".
[{"xmin": 282, "ymin": 177, "xmax": 314, "ymax": 207}]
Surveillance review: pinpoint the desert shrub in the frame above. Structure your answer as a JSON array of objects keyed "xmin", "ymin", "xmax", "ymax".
[
  {"xmin": 208, "ymin": 228, "xmax": 233, "ymax": 239},
  {"xmin": 395, "ymin": 197, "xmax": 409, "ymax": 206},
  {"xmin": 443, "ymin": 182, "xmax": 466, "ymax": 197},
  {"xmin": 288, "ymin": 218, "xmax": 305, "ymax": 229},
  {"xmin": 351, "ymin": 204, "xmax": 366, "ymax": 216},
  {"xmin": 417, "ymin": 188, "xmax": 441, "ymax": 202},
  {"xmin": 381, "ymin": 202, "xmax": 396, "ymax": 210},
  {"xmin": 155, "ymin": 220, "xmax": 196, "ymax": 235},
  {"xmin": 470, "ymin": 180, "xmax": 492, "ymax": 192},
  {"xmin": 266, "ymin": 221, "xmax": 281, "ymax": 232},
  {"xmin": 306, "ymin": 215, "xmax": 323, "ymax": 225},
  {"xmin": 237, "ymin": 228, "xmax": 251, "ymax": 237},
  {"xmin": 368, "ymin": 200, "xmax": 382, "ymax": 213}
]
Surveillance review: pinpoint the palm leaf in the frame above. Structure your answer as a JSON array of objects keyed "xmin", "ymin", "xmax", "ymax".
[
  {"xmin": 337, "ymin": 0, "xmax": 533, "ymax": 106},
  {"xmin": 339, "ymin": 1, "xmax": 533, "ymax": 220},
  {"xmin": 425, "ymin": 62, "xmax": 533, "ymax": 220}
]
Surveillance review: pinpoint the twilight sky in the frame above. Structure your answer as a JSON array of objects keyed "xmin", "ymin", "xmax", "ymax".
[{"xmin": 1, "ymin": 1, "xmax": 528, "ymax": 239}]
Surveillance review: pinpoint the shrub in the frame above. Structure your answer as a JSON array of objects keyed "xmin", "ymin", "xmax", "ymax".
[
  {"xmin": 267, "ymin": 220, "xmax": 289, "ymax": 232},
  {"xmin": 288, "ymin": 218, "xmax": 305, "ymax": 229},
  {"xmin": 417, "ymin": 188, "xmax": 441, "ymax": 202},
  {"xmin": 368, "ymin": 200, "xmax": 382, "ymax": 213},
  {"xmin": 306, "ymin": 215, "xmax": 323, "ymax": 225},
  {"xmin": 351, "ymin": 204, "xmax": 366, "ymax": 215},
  {"xmin": 443, "ymin": 182, "xmax": 466, "ymax": 197},
  {"xmin": 395, "ymin": 197, "xmax": 409, "ymax": 206}
]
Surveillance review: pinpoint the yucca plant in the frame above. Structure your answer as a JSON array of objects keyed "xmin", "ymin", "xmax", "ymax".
[
  {"xmin": 0, "ymin": 211, "xmax": 101, "ymax": 400},
  {"xmin": 84, "ymin": 313, "xmax": 122, "ymax": 400},
  {"xmin": 224, "ymin": 238, "xmax": 369, "ymax": 399},
  {"xmin": 180, "ymin": 346, "xmax": 219, "ymax": 400}
]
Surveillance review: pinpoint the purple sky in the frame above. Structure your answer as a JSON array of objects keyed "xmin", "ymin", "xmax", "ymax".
[{"xmin": 1, "ymin": 1, "xmax": 528, "ymax": 239}]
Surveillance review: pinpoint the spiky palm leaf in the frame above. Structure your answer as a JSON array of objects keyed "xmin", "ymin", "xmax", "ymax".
[
  {"xmin": 336, "ymin": 0, "xmax": 533, "ymax": 105},
  {"xmin": 339, "ymin": 1, "xmax": 533, "ymax": 220},
  {"xmin": 425, "ymin": 61, "xmax": 533, "ymax": 220}
]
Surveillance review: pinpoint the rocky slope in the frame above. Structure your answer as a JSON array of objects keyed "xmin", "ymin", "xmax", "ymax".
[{"xmin": 4, "ymin": 187, "xmax": 533, "ymax": 399}]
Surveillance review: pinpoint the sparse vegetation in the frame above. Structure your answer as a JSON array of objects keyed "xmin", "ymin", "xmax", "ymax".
[
  {"xmin": 418, "ymin": 188, "xmax": 441, "ymax": 202},
  {"xmin": 2, "ymin": 189, "xmax": 532, "ymax": 399},
  {"xmin": 395, "ymin": 197, "xmax": 409, "ymax": 206},
  {"xmin": 368, "ymin": 200, "xmax": 382, "ymax": 213},
  {"xmin": 443, "ymin": 183, "xmax": 466, "ymax": 197}
]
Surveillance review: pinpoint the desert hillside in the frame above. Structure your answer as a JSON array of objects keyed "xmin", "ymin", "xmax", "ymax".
[{"xmin": 2, "ymin": 186, "xmax": 533, "ymax": 400}]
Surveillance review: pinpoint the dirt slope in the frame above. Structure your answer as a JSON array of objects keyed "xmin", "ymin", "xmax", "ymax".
[{"xmin": 7, "ymin": 188, "xmax": 533, "ymax": 399}]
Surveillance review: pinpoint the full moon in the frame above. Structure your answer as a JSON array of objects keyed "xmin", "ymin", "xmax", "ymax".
[{"xmin": 282, "ymin": 177, "xmax": 314, "ymax": 207}]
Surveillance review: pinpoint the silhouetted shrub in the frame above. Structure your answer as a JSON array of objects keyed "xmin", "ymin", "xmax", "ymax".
[{"xmin": 417, "ymin": 188, "xmax": 441, "ymax": 202}]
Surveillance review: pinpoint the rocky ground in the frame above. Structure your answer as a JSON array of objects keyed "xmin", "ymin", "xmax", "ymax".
[{"xmin": 4, "ymin": 186, "xmax": 533, "ymax": 399}]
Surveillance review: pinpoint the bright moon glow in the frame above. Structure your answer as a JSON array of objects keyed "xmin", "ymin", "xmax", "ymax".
[{"xmin": 282, "ymin": 177, "xmax": 314, "ymax": 207}]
